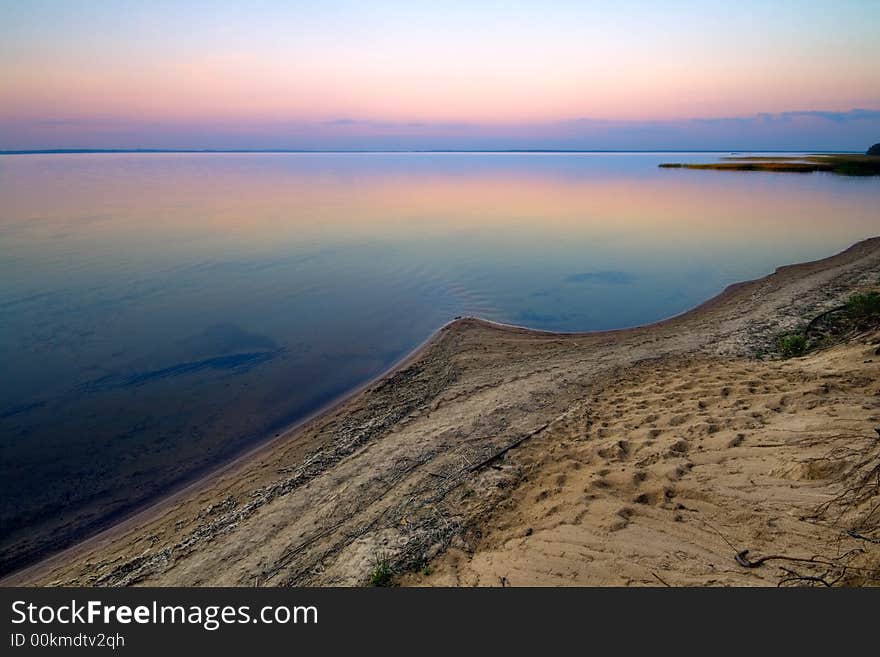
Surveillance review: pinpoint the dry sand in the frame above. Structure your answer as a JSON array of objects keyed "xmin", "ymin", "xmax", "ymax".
[
  {"xmin": 5, "ymin": 237, "xmax": 880, "ymax": 587},
  {"xmin": 407, "ymin": 342, "xmax": 880, "ymax": 586}
]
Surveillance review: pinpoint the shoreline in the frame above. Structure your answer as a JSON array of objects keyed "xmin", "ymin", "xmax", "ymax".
[
  {"xmin": 4, "ymin": 236, "xmax": 880, "ymax": 586},
  {"xmin": 2, "ymin": 149, "xmax": 857, "ymax": 156},
  {"xmin": 0, "ymin": 251, "xmax": 768, "ymax": 581},
  {"xmin": 0, "ymin": 271, "xmax": 769, "ymax": 581},
  {"xmin": 0, "ymin": 316, "xmax": 458, "ymax": 585}
]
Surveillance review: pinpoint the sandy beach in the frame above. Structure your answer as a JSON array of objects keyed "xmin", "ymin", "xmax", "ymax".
[{"xmin": 5, "ymin": 237, "xmax": 880, "ymax": 587}]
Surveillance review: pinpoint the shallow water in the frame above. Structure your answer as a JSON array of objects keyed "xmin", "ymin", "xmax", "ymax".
[{"xmin": 1, "ymin": 152, "xmax": 877, "ymax": 570}]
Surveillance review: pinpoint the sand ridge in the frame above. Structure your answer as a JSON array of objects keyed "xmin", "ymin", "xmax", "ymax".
[{"xmin": 5, "ymin": 237, "xmax": 880, "ymax": 586}]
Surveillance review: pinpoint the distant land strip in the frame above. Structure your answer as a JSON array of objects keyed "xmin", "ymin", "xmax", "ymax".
[{"xmin": 660, "ymin": 153, "xmax": 880, "ymax": 176}]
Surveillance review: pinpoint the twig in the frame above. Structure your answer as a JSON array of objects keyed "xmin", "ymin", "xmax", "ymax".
[
  {"xmin": 469, "ymin": 423, "xmax": 550, "ymax": 472},
  {"xmin": 778, "ymin": 575, "xmax": 832, "ymax": 587},
  {"xmin": 652, "ymin": 572, "xmax": 672, "ymax": 587},
  {"xmin": 734, "ymin": 549, "xmax": 874, "ymax": 572},
  {"xmin": 701, "ymin": 519, "xmax": 741, "ymax": 553}
]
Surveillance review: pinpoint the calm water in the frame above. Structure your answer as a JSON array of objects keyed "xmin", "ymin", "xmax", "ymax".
[{"xmin": 1, "ymin": 152, "xmax": 877, "ymax": 570}]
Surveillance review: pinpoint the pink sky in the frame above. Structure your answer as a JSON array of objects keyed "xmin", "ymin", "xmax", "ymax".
[{"xmin": 2, "ymin": 1, "xmax": 879, "ymax": 149}]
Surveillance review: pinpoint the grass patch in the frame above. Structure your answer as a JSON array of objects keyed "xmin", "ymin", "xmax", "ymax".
[{"xmin": 773, "ymin": 291, "xmax": 880, "ymax": 359}]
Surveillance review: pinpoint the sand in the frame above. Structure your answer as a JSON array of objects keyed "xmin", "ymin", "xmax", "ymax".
[
  {"xmin": 407, "ymin": 342, "xmax": 880, "ymax": 586},
  {"xmin": 5, "ymin": 237, "xmax": 880, "ymax": 587}
]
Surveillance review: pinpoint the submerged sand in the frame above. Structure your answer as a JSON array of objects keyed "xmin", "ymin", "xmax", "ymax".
[{"xmin": 5, "ymin": 237, "xmax": 880, "ymax": 586}]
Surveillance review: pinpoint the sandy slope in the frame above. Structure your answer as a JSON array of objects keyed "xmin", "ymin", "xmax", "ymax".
[
  {"xmin": 6, "ymin": 237, "xmax": 880, "ymax": 587},
  {"xmin": 408, "ymin": 340, "xmax": 880, "ymax": 586}
]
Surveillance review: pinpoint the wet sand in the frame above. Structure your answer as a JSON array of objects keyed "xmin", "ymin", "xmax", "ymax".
[{"xmin": 5, "ymin": 237, "xmax": 880, "ymax": 586}]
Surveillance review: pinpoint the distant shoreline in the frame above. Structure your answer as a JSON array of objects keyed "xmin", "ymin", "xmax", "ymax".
[
  {"xmin": 660, "ymin": 153, "xmax": 880, "ymax": 176},
  {"xmin": 0, "ymin": 148, "xmax": 862, "ymax": 155}
]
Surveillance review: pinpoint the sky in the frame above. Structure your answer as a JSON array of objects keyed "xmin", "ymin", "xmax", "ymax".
[{"xmin": 1, "ymin": 0, "xmax": 879, "ymax": 150}]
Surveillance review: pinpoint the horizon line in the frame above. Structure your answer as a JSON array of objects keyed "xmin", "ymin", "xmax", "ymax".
[{"xmin": 0, "ymin": 148, "xmax": 862, "ymax": 156}]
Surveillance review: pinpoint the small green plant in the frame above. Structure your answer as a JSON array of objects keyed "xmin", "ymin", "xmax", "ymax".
[
  {"xmin": 777, "ymin": 332, "xmax": 808, "ymax": 358},
  {"xmin": 369, "ymin": 556, "xmax": 394, "ymax": 587}
]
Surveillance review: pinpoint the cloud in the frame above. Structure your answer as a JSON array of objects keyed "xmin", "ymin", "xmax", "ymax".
[
  {"xmin": 766, "ymin": 109, "xmax": 880, "ymax": 123},
  {"xmin": 322, "ymin": 118, "xmax": 473, "ymax": 130},
  {"xmin": 696, "ymin": 108, "xmax": 880, "ymax": 125},
  {"xmin": 2, "ymin": 108, "xmax": 879, "ymax": 151}
]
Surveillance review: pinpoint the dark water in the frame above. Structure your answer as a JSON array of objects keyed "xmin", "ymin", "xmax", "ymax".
[{"xmin": 1, "ymin": 152, "xmax": 877, "ymax": 571}]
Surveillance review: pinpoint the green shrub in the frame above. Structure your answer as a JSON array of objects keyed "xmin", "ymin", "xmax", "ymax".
[
  {"xmin": 777, "ymin": 332, "xmax": 808, "ymax": 358},
  {"xmin": 369, "ymin": 557, "xmax": 394, "ymax": 587},
  {"xmin": 844, "ymin": 292, "xmax": 880, "ymax": 321}
]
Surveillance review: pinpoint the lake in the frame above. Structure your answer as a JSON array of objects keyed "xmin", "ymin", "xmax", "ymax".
[{"xmin": 1, "ymin": 152, "xmax": 877, "ymax": 572}]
